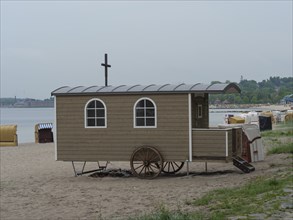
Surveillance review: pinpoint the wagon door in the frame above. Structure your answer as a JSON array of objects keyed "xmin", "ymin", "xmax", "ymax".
[{"xmin": 192, "ymin": 94, "xmax": 209, "ymax": 128}]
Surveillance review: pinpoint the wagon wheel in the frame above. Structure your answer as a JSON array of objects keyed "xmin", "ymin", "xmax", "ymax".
[
  {"xmin": 130, "ymin": 146, "xmax": 163, "ymax": 179},
  {"xmin": 162, "ymin": 162, "xmax": 184, "ymax": 174}
]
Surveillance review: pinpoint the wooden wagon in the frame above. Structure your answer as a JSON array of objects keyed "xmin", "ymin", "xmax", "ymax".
[{"xmin": 51, "ymin": 82, "xmax": 254, "ymax": 179}]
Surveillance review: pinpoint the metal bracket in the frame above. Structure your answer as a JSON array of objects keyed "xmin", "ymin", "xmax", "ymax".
[{"xmin": 71, "ymin": 161, "xmax": 110, "ymax": 177}]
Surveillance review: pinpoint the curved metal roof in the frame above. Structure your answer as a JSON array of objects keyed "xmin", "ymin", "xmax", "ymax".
[{"xmin": 51, "ymin": 83, "xmax": 241, "ymax": 96}]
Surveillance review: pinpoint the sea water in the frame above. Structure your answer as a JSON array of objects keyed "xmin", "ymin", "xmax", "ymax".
[
  {"xmin": 0, "ymin": 108, "xmax": 54, "ymax": 143},
  {"xmin": 0, "ymin": 107, "xmax": 236, "ymax": 143}
]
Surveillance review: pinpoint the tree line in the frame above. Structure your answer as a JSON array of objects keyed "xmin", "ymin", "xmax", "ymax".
[
  {"xmin": 1, "ymin": 76, "xmax": 292, "ymax": 106},
  {"xmin": 210, "ymin": 76, "xmax": 293, "ymax": 104}
]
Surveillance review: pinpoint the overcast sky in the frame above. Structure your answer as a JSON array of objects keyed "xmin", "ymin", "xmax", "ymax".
[{"xmin": 1, "ymin": 1, "xmax": 292, "ymax": 99}]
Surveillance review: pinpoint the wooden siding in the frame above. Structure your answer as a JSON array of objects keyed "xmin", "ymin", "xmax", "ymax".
[
  {"xmin": 55, "ymin": 94, "xmax": 189, "ymax": 162},
  {"xmin": 192, "ymin": 128, "xmax": 233, "ymax": 161}
]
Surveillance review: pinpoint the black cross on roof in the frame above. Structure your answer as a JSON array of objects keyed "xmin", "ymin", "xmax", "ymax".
[{"xmin": 101, "ymin": 53, "xmax": 111, "ymax": 86}]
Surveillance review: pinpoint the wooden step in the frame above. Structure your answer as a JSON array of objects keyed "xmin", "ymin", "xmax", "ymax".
[{"xmin": 233, "ymin": 156, "xmax": 255, "ymax": 173}]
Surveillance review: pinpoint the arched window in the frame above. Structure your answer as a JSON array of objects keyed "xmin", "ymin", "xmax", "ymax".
[
  {"xmin": 85, "ymin": 98, "xmax": 107, "ymax": 128},
  {"xmin": 134, "ymin": 98, "xmax": 157, "ymax": 128}
]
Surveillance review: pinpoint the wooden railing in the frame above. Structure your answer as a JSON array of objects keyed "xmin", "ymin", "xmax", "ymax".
[{"xmin": 192, "ymin": 128, "xmax": 233, "ymax": 162}]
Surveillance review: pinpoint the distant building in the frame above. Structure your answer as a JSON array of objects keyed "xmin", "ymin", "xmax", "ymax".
[
  {"xmin": 223, "ymin": 100, "xmax": 230, "ymax": 104},
  {"xmin": 214, "ymin": 99, "xmax": 221, "ymax": 105},
  {"xmin": 281, "ymin": 94, "xmax": 293, "ymax": 104}
]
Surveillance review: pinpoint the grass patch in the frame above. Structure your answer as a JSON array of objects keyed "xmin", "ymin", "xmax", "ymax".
[
  {"xmin": 261, "ymin": 129, "xmax": 293, "ymax": 137},
  {"xmin": 262, "ymin": 122, "xmax": 292, "ymax": 155},
  {"xmin": 267, "ymin": 142, "xmax": 293, "ymax": 155},
  {"xmin": 261, "ymin": 122, "xmax": 292, "ymax": 137},
  {"xmin": 133, "ymin": 173, "xmax": 292, "ymax": 220},
  {"xmin": 129, "ymin": 205, "xmax": 205, "ymax": 220},
  {"xmin": 192, "ymin": 173, "xmax": 292, "ymax": 219}
]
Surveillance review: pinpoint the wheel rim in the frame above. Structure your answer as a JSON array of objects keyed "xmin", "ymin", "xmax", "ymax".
[
  {"xmin": 162, "ymin": 162, "xmax": 184, "ymax": 174},
  {"xmin": 130, "ymin": 146, "xmax": 163, "ymax": 179}
]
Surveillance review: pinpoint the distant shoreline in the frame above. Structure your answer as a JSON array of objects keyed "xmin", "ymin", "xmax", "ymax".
[
  {"xmin": 210, "ymin": 104, "xmax": 292, "ymax": 112},
  {"xmin": 1, "ymin": 104, "xmax": 292, "ymax": 111},
  {"xmin": 0, "ymin": 98, "xmax": 54, "ymax": 108}
]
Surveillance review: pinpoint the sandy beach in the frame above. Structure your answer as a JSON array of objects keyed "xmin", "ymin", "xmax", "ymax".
[{"xmin": 0, "ymin": 142, "xmax": 291, "ymax": 220}]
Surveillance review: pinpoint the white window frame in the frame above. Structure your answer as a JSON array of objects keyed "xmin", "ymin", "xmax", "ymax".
[
  {"xmin": 133, "ymin": 97, "xmax": 157, "ymax": 128},
  {"xmin": 84, "ymin": 98, "xmax": 107, "ymax": 128}
]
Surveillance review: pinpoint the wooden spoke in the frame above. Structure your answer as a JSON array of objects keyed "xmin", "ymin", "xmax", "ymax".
[
  {"xmin": 130, "ymin": 146, "xmax": 163, "ymax": 179},
  {"xmin": 134, "ymin": 164, "xmax": 144, "ymax": 171},
  {"xmin": 162, "ymin": 162, "xmax": 184, "ymax": 174}
]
